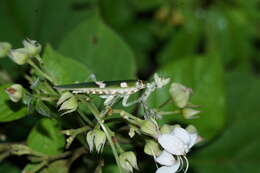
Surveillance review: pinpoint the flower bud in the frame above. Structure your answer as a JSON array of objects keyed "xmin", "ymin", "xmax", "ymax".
[
  {"xmin": 5, "ymin": 84, "xmax": 23, "ymax": 102},
  {"xmin": 160, "ymin": 124, "xmax": 173, "ymax": 134},
  {"xmin": 57, "ymin": 92, "xmax": 78, "ymax": 115},
  {"xmin": 169, "ymin": 83, "xmax": 192, "ymax": 108},
  {"xmin": 8, "ymin": 48, "xmax": 29, "ymax": 65},
  {"xmin": 140, "ymin": 118, "xmax": 159, "ymax": 138},
  {"xmin": 182, "ymin": 108, "xmax": 200, "ymax": 119},
  {"xmin": 0, "ymin": 42, "xmax": 11, "ymax": 58},
  {"xmin": 119, "ymin": 151, "xmax": 138, "ymax": 173},
  {"xmin": 144, "ymin": 140, "xmax": 162, "ymax": 157},
  {"xmin": 86, "ymin": 129, "xmax": 106, "ymax": 153},
  {"xmin": 22, "ymin": 39, "xmax": 42, "ymax": 57}
]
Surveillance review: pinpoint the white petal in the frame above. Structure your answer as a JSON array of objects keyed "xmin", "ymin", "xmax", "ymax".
[
  {"xmin": 158, "ymin": 134, "xmax": 186, "ymax": 155},
  {"xmin": 171, "ymin": 127, "xmax": 191, "ymax": 145},
  {"xmin": 155, "ymin": 161, "xmax": 180, "ymax": 173},
  {"xmin": 188, "ymin": 133, "xmax": 198, "ymax": 149},
  {"xmin": 155, "ymin": 151, "xmax": 176, "ymax": 166}
]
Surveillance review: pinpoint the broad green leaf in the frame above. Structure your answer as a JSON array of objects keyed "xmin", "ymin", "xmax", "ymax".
[
  {"xmin": 23, "ymin": 163, "xmax": 45, "ymax": 173},
  {"xmin": 40, "ymin": 160, "xmax": 69, "ymax": 173},
  {"xmin": 58, "ymin": 13, "xmax": 136, "ymax": 80},
  {"xmin": 42, "ymin": 45, "xmax": 92, "ymax": 84},
  {"xmin": 191, "ymin": 71, "xmax": 260, "ymax": 173},
  {"xmin": 99, "ymin": 0, "xmax": 134, "ymax": 29},
  {"xmin": 149, "ymin": 56, "xmax": 226, "ymax": 140},
  {"xmin": 205, "ymin": 7, "xmax": 253, "ymax": 65},
  {"xmin": 0, "ymin": 162, "xmax": 20, "ymax": 173},
  {"xmin": 158, "ymin": 15, "xmax": 202, "ymax": 66},
  {"xmin": 0, "ymin": 0, "xmax": 95, "ymax": 47},
  {"xmin": 0, "ymin": 84, "xmax": 28, "ymax": 122},
  {"xmin": 27, "ymin": 118, "xmax": 65, "ymax": 155},
  {"xmin": 23, "ymin": 160, "xmax": 69, "ymax": 173}
]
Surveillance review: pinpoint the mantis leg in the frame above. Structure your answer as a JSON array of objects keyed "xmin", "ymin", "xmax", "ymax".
[
  {"xmin": 104, "ymin": 95, "xmax": 119, "ymax": 106},
  {"xmin": 122, "ymin": 95, "xmax": 141, "ymax": 107}
]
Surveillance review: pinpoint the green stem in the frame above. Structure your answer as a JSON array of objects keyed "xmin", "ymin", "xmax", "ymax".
[
  {"xmin": 78, "ymin": 110, "xmax": 95, "ymax": 127},
  {"xmin": 158, "ymin": 110, "xmax": 180, "ymax": 115},
  {"xmin": 113, "ymin": 109, "xmax": 142, "ymax": 125},
  {"xmin": 83, "ymin": 101, "xmax": 123, "ymax": 173},
  {"xmin": 28, "ymin": 59, "xmax": 54, "ymax": 83}
]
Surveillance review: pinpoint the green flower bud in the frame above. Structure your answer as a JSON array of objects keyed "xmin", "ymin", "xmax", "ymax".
[
  {"xmin": 86, "ymin": 129, "xmax": 106, "ymax": 153},
  {"xmin": 22, "ymin": 39, "xmax": 42, "ymax": 57},
  {"xmin": 140, "ymin": 118, "xmax": 159, "ymax": 138},
  {"xmin": 182, "ymin": 108, "xmax": 200, "ymax": 119},
  {"xmin": 8, "ymin": 48, "xmax": 29, "ymax": 65},
  {"xmin": 144, "ymin": 140, "xmax": 162, "ymax": 157},
  {"xmin": 119, "ymin": 151, "xmax": 138, "ymax": 173},
  {"xmin": 57, "ymin": 92, "xmax": 78, "ymax": 115},
  {"xmin": 185, "ymin": 125, "xmax": 197, "ymax": 134},
  {"xmin": 5, "ymin": 84, "xmax": 23, "ymax": 102},
  {"xmin": 160, "ymin": 124, "xmax": 173, "ymax": 134},
  {"xmin": 0, "ymin": 42, "xmax": 11, "ymax": 58},
  {"xmin": 169, "ymin": 83, "xmax": 192, "ymax": 108}
]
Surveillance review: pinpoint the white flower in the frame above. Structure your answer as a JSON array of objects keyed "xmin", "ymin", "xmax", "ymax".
[
  {"xmin": 57, "ymin": 92, "xmax": 78, "ymax": 115},
  {"xmin": 155, "ymin": 151, "xmax": 176, "ymax": 166},
  {"xmin": 5, "ymin": 84, "xmax": 23, "ymax": 102},
  {"xmin": 8, "ymin": 48, "xmax": 29, "ymax": 65},
  {"xmin": 156, "ymin": 162, "xmax": 180, "ymax": 173},
  {"xmin": 169, "ymin": 83, "xmax": 192, "ymax": 108},
  {"xmin": 155, "ymin": 151, "xmax": 180, "ymax": 173},
  {"xmin": 22, "ymin": 39, "xmax": 41, "ymax": 57},
  {"xmin": 158, "ymin": 126, "xmax": 200, "ymax": 156},
  {"xmin": 0, "ymin": 42, "xmax": 12, "ymax": 58}
]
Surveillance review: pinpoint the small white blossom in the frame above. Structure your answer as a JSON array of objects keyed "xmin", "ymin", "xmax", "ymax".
[
  {"xmin": 0, "ymin": 42, "xmax": 12, "ymax": 58},
  {"xmin": 5, "ymin": 84, "xmax": 23, "ymax": 102},
  {"xmin": 22, "ymin": 39, "xmax": 41, "ymax": 57},
  {"xmin": 119, "ymin": 151, "xmax": 138, "ymax": 173},
  {"xmin": 8, "ymin": 48, "xmax": 29, "ymax": 65},
  {"xmin": 57, "ymin": 92, "xmax": 78, "ymax": 115},
  {"xmin": 86, "ymin": 129, "xmax": 106, "ymax": 153},
  {"xmin": 169, "ymin": 83, "xmax": 192, "ymax": 108},
  {"xmin": 158, "ymin": 126, "xmax": 200, "ymax": 155},
  {"xmin": 182, "ymin": 108, "xmax": 200, "ymax": 119},
  {"xmin": 155, "ymin": 151, "xmax": 176, "ymax": 166}
]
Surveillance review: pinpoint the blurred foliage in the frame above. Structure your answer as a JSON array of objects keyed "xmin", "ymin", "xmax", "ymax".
[{"xmin": 0, "ymin": 0, "xmax": 260, "ymax": 172}]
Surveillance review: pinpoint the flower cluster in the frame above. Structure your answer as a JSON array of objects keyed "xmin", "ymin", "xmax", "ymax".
[
  {"xmin": 0, "ymin": 39, "xmax": 41, "ymax": 65},
  {"xmin": 155, "ymin": 125, "xmax": 201, "ymax": 173}
]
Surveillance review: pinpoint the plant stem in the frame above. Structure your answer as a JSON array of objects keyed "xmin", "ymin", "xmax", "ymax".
[
  {"xmin": 83, "ymin": 101, "xmax": 123, "ymax": 173},
  {"xmin": 78, "ymin": 110, "xmax": 95, "ymax": 127},
  {"xmin": 28, "ymin": 59, "xmax": 54, "ymax": 83}
]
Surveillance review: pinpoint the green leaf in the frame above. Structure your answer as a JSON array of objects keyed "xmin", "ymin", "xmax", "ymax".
[
  {"xmin": 158, "ymin": 16, "xmax": 202, "ymax": 66},
  {"xmin": 23, "ymin": 163, "xmax": 45, "ymax": 173},
  {"xmin": 0, "ymin": 84, "xmax": 28, "ymax": 122},
  {"xmin": 42, "ymin": 45, "xmax": 92, "ymax": 84},
  {"xmin": 205, "ymin": 7, "xmax": 253, "ymax": 65},
  {"xmin": 40, "ymin": 160, "xmax": 69, "ymax": 173},
  {"xmin": 191, "ymin": 71, "xmax": 260, "ymax": 172},
  {"xmin": 35, "ymin": 100, "xmax": 52, "ymax": 117},
  {"xmin": 58, "ymin": 13, "xmax": 136, "ymax": 80},
  {"xmin": 0, "ymin": 162, "xmax": 20, "ymax": 173},
  {"xmin": 0, "ymin": 0, "xmax": 95, "ymax": 47},
  {"xmin": 149, "ymin": 56, "xmax": 226, "ymax": 140},
  {"xmin": 23, "ymin": 160, "xmax": 69, "ymax": 173},
  {"xmin": 27, "ymin": 118, "xmax": 65, "ymax": 155}
]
